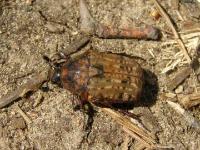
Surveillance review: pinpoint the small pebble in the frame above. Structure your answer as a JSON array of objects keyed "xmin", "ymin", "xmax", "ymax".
[
  {"xmin": 175, "ymin": 85, "xmax": 184, "ymax": 94},
  {"xmin": 165, "ymin": 92, "xmax": 177, "ymax": 98}
]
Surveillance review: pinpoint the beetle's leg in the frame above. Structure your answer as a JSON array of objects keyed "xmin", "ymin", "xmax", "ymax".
[
  {"xmin": 83, "ymin": 102, "xmax": 94, "ymax": 132},
  {"xmin": 71, "ymin": 96, "xmax": 94, "ymax": 139},
  {"xmin": 71, "ymin": 95, "xmax": 83, "ymax": 111},
  {"xmin": 74, "ymin": 100, "xmax": 94, "ymax": 143}
]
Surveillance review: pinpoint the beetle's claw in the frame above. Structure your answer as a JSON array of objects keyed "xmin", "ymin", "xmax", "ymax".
[{"xmin": 73, "ymin": 105, "xmax": 81, "ymax": 111}]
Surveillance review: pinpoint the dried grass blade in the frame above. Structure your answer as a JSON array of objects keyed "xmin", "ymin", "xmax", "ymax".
[
  {"xmin": 152, "ymin": 0, "xmax": 191, "ymax": 63},
  {"xmin": 100, "ymin": 108, "xmax": 157, "ymax": 148}
]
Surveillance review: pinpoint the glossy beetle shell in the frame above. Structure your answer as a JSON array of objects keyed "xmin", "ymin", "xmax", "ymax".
[{"xmin": 60, "ymin": 50, "xmax": 143, "ymax": 106}]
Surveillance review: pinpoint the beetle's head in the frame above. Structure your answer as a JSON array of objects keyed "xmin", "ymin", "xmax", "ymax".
[
  {"xmin": 50, "ymin": 66, "xmax": 62, "ymax": 86},
  {"xmin": 43, "ymin": 54, "xmax": 66, "ymax": 87}
]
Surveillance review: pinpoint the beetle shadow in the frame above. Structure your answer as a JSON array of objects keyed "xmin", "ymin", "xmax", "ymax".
[
  {"xmin": 137, "ymin": 69, "xmax": 159, "ymax": 107},
  {"xmin": 113, "ymin": 69, "xmax": 159, "ymax": 109}
]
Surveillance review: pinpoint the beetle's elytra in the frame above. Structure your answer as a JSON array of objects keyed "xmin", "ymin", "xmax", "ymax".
[{"xmin": 52, "ymin": 50, "xmax": 143, "ymax": 107}]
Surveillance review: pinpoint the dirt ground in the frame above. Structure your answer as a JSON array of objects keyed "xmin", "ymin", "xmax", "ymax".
[{"xmin": 0, "ymin": 0, "xmax": 200, "ymax": 149}]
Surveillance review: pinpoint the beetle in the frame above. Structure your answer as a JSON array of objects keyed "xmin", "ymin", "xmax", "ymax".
[
  {"xmin": 50, "ymin": 49, "xmax": 144, "ymax": 109},
  {"xmin": 0, "ymin": 37, "xmax": 144, "ymax": 112}
]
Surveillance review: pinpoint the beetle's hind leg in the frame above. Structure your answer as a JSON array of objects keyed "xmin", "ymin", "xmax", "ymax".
[
  {"xmin": 71, "ymin": 95, "xmax": 83, "ymax": 111},
  {"xmin": 71, "ymin": 95, "xmax": 88, "ymax": 111},
  {"xmin": 83, "ymin": 102, "xmax": 95, "ymax": 132},
  {"xmin": 81, "ymin": 102, "xmax": 95, "ymax": 144},
  {"xmin": 71, "ymin": 96, "xmax": 95, "ymax": 140}
]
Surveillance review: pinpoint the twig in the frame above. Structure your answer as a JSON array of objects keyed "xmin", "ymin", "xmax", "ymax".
[
  {"xmin": 152, "ymin": 0, "xmax": 191, "ymax": 63},
  {"xmin": 167, "ymin": 66, "xmax": 192, "ymax": 91},
  {"xmin": 33, "ymin": 91, "xmax": 43, "ymax": 107},
  {"xmin": 180, "ymin": 28, "xmax": 200, "ymax": 34},
  {"xmin": 133, "ymin": 140, "xmax": 147, "ymax": 150},
  {"xmin": 167, "ymin": 101, "xmax": 200, "ymax": 132},
  {"xmin": 15, "ymin": 105, "xmax": 32, "ymax": 124},
  {"xmin": 59, "ymin": 35, "xmax": 91, "ymax": 56},
  {"xmin": 161, "ymin": 57, "xmax": 182, "ymax": 74},
  {"xmin": 0, "ymin": 71, "xmax": 48, "ymax": 109},
  {"xmin": 123, "ymin": 127, "xmax": 151, "ymax": 148},
  {"xmin": 100, "ymin": 108, "xmax": 157, "ymax": 148},
  {"xmin": 80, "ymin": 0, "xmax": 160, "ymax": 40},
  {"xmin": 121, "ymin": 134, "xmax": 131, "ymax": 150}
]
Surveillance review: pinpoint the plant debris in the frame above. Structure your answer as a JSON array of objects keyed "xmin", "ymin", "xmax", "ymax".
[
  {"xmin": 177, "ymin": 92, "xmax": 200, "ymax": 108},
  {"xmin": 80, "ymin": 0, "xmax": 160, "ymax": 40},
  {"xmin": 0, "ymin": 72, "xmax": 48, "ymax": 109},
  {"xmin": 167, "ymin": 66, "xmax": 192, "ymax": 91}
]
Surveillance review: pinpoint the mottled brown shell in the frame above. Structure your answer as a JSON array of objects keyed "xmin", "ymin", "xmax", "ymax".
[{"xmin": 60, "ymin": 50, "xmax": 143, "ymax": 106}]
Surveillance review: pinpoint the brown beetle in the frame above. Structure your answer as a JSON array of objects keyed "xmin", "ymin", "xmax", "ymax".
[{"xmin": 50, "ymin": 49, "xmax": 143, "ymax": 108}]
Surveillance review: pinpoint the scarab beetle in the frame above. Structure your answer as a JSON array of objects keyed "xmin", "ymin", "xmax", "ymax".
[{"xmin": 50, "ymin": 50, "xmax": 143, "ymax": 108}]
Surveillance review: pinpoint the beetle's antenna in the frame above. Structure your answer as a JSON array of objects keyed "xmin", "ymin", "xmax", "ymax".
[
  {"xmin": 42, "ymin": 55, "xmax": 58, "ymax": 81},
  {"xmin": 43, "ymin": 54, "xmax": 66, "ymax": 68},
  {"xmin": 43, "ymin": 55, "xmax": 52, "ymax": 65}
]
